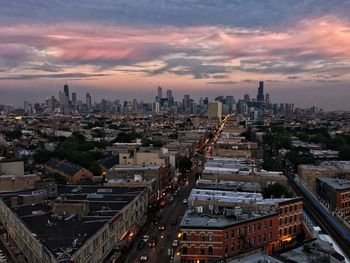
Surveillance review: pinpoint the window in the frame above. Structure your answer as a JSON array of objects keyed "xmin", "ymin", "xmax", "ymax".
[
  {"xmin": 269, "ymin": 232, "xmax": 272, "ymax": 240},
  {"xmin": 279, "ymin": 229, "xmax": 282, "ymax": 236},
  {"xmin": 200, "ymin": 246, "xmax": 205, "ymax": 255},
  {"xmin": 264, "ymin": 221, "xmax": 266, "ymax": 229},
  {"xmin": 182, "ymin": 246, "xmax": 187, "ymax": 255},
  {"xmin": 294, "ymin": 204, "xmax": 297, "ymax": 210},
  {"xmin": 263, "ymin": 234, "xmax": 266, "ymax": 242},
  {"xmin": 200, "ymin": 233, "xmax": 205, "ymax": 241},
  {"xmin": 280, "ymin": 208, "xmax": 283, "ymax": 214},
  {"xmin": 284, "ymin": 207, "xmax": 287, "ymax": 213},
  {"xmin": 208, "ymin": 246, "xmax": 213, "ymax": 255},
  {"xmin": 231, "ymin": 230, "xmax": 234, "ymax": 238},
  {"xmin": 284, "ymin": 228, "xmax": 287, "ymax": 235},
  {"xmin": 225, "ymin": 232, "xmax": 228, "ymax": 240},
  {"xmin": 289, "ymin": 226, "xmax": 292, "ymax": 234},
  {"xmin": 237, "ymin": 228, "xmax": 240, "ymax": 236},
  {"xmin": 258, "ymin": 223, "xmax": 261, "ymax": 231},
  {"xmin": 225, "ymin": 245, "xmax": 228, "ymax": 254},
  {"xmin": 279, "ymin": 218, "xmax": 282, "ymax": 225},
  {"xmin": 290, "ymin": 215, "xmax": 292, "ymax": 222},
  {"xmin": 258, "ymin": 235, "xmax": 261, "ymax": 243},
  {"xmin": 252, "ymin": 224, "xmax": 255, "ymax": 232},
  {"xmin": 252, "ymin": 237, "xmax": 255, "ymax": 245},
  {"xmin": 183, "ymin": 233, "xmax": 188, "ymax": 241},
  {"xmin": 269, "ymin": 220, "xmax": 272, "ymax": 227},
  {"xmin": 294, "ymin": 214, "xmax": 297, "ymax": 221},
  {"xmin": 294, "ymin": 225, "xmax": 297, "ymax": 233},
  {"xmin": 247, "ymin": 226, "xmax": 250, "ymax": 233},
  {"xmin": 284, "ymin": 217, "xmax": 287, "ymax": 224},
  {"xmin": 290, "ymin": 205, "xmax": 292, "ymax": 212},
  {"xmin": 231, "ymin": 243, "xmax": 235, "ymax": 253}
]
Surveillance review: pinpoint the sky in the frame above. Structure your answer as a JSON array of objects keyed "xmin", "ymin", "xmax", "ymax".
[{"xmin": 1, "ymin": 0, "xmax": 350, "ymax": 109}]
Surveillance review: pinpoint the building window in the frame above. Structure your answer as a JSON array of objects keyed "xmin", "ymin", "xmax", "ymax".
[
  {"xmin": 258, "ymin": 223, "xmax": 261, "ymax": 231},
  {"xmin": 290, "ymin": 215, "xmax": 292, "ymax": 222},
  {"xmin": 294, "ymin": 214, "xmax": 297, "ymax": 221},
  {"xmin": 284, "ymin": 228, "xmax": 287, "ymax": 235},
  {"xmin": 225, "ymin": 232, "xmax": 228, "ymax": 240},
  {"xmin": 225, "ymin": 245, "xmax": 228, "ymax": 254},
  {"xmin": 263, "ymin": 234, "xmax": 266, "ymax": 242},
  {"xmin": 289, "ymin": 226, "xmax": 292, "ymax": 234},
  {"xmin": 290, "ymin": 205, "xmax": 292, "ymax": 212},
  {"xmin": 279, "ymin": 229, "xmax": 282, "ymax": 236},
  {"xmin": 279, "ymin": 218, "xmax": 282, "ymax": 225},
  {"xmin": 237, "ymin": 228, "xmax": 240, "ymax": 236},
  {"xmin": 269, "ymin": 220, "xmax": 272, "ymax": 227},
  {"xmin": 183, "ymin": 233, "xmax": 188, "ymax": 241},
  {"xmin": 208, "ymin": 246, "xmax": 213, "ymax": 255},
  {"xmin": 284, "ymin": 217, "xmax": 287, "ymax": 224},
  {"xmin": 200, "ymin": 246, "xmax": 205, "ymax": 255},
  {"xmin": 208, "ymin": 233, "xmax": 213, "ymax": 241},
  {"xmin": 258, "ymin": 235, "xmax": 261, "ymax": 243},
  {"xmin": 264, "ymin": 221, "xmax": 266, "ymax": 229},
  {"xmin": 284, "ymin": 207, "xmax": 287, "ymax": 213},
  {"xmin": 280, "ymin": 208, "xmax": 283, "ymax": 214},
  {"xmin": 231, "ymin": 230, "xmax": 234, "ymax": 238},
  {"xmin": 252, "ymin": 224, "xmax": 255, "ymax": 232},
  {"xmin": 294, "ymin": 225, "xmax": 297, "ymax": 233},
  {"xmin": 269, "ymin": 232, "xmax": 272, "ymax": 240},
  {"xmin": 247, "ymin": 226, "xmax": 250, "ymax": 233},
  {"xmin": 294, "ymin": 204, "xmax": 297, "ymax": 210},
  {"xmin": 252, "ymin": 237, "xmax": 255, "ymax": 245},
  {"xmin": 182, "ymin": 246, "xmax": 187, "ymax": 255},
  {"xmin": 200, "ymin": 233, "xmax": 205, "ymax": 241},
  {"xmin": 231, "ymin": 243, "xmax": 234, "ymax": 253}
]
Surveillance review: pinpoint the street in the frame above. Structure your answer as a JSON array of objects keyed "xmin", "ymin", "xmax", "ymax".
[{"xmin": 124, "ymin": 175, "xmax": 196, "ymax": 263}]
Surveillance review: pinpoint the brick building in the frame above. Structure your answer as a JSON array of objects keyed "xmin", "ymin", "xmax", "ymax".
[{"xmin": 315, "ymin": 177, "xmax": 350, "ymax": 218}]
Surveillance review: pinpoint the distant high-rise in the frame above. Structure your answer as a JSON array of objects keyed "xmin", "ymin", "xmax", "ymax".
[
  {"xmin": 265, "ymin": 93, "xmax": 270, "ymax": 102},
  {"xmin": 207, "ymin": 101, "xmax": 222, "ymax": 120},
  {"xmin": 166, "ymin": 89, "xmax": 174, "ymax": 107},
  {"xmin": 225, "ymin": 96, "xmax": 234, "ymax": 113},
  {"xmin": 157, "ymin": 86, "xmax": 162, "ymax": 102},
  {"xmin": 257, "ymin": 81, "xmax": 264, "ymax": 102},
  {"xmin": 244, "ymin": 94, "xmax": 250, "ymax": 102},
  {"xmin": 183, "ymin": 94, "xmax": 191, "ymax": 113},
  {"xmin": 86, "ymin": 92, "xmax": 92, "ymax": 110},
  {"xmin": 63, "ymin": 84, "xmax": 69, "ymax": 100},
  {"xmin": 72, "ymin": 92, "xmax": 77, "ymax": 103}
]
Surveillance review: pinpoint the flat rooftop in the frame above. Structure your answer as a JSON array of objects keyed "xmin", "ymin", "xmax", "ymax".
[
  {"xmin": 196, "ymin": 179, "xmax": 261, "ymax": 192},
  {"xmin": 180, "ymin": 209, "xmax": 277, "ymax": 229},
  {"xmin": 0, "ymin": 185, "xmax": 146, "ymax": 260},
  {"xmin": 316, "ymin": 177, "xmax": 350, "ymax": 190},
  {"xmin": 227, "ymin": 252, "xmax": 285, "ymax": 263}
]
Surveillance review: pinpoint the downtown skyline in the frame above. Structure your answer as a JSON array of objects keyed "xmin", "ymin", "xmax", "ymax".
[{"xmin": 1, "ymin": 1, "xmax": 350, "ymax": 110}]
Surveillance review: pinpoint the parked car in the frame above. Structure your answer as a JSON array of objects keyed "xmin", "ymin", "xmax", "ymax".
[
  {"xmin": 142, "ymin": 235, "xmax": 150, "ymax": 242},
  {"xmin": 158, "ymin": 224, "xmax": 166, "ymax": 231},
  {"xmin": 182, "ymin": 198, "xmax": 188, "ymax": 204},
  {"xmin": 172, "ymin": 240, "xmax": 179, "ymax": 247}
]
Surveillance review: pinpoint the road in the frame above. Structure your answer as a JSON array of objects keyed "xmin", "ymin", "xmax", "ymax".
[{"xmin": 125, "ymin": 175, "xmax": 196, "ymax": 263}]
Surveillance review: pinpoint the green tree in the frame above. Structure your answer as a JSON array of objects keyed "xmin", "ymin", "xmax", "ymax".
[{"xmin": 263, "ymin": 183, "xmax": 292, "ymax": 198}]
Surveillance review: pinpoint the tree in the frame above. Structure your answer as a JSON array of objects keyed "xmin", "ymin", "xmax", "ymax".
[
  {"xmin": 44, "ymin": 173, "xmax": 67, "ymax": 185},
  {"xmin": 263, "ymin": 183, "xmax": 292, "ymax": 198},
  {"xmin": 178, "ymin": 157, "xmax": 192, "ymax": 173},
  {"xmin": 89, "ymin": 161, "xmax": 102, "ymax": 177}
]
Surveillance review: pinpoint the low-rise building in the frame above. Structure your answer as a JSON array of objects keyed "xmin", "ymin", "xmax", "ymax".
[
  {"xmin": 196, "ymin": 179, "xmax": 261, "ymax": 192},
  {"xmin": 0, "ymin": 185, "xmax": 148, "ymax": 263},
  {"xmin": 0, "ymin": 174, "xmax": 40, "ymax": 192},
  {"xmin": 315, "ymin": 177, "xmax": 350, "ymax": 218}
]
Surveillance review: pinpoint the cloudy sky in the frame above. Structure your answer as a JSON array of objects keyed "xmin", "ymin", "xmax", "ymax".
[{"xmin": 1, "ymin": 0, "xmax": 350, "ymax": 109}]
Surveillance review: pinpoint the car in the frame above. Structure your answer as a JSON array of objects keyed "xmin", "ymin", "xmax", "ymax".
[
  {"xmin": 182, "ymin": 198, "xmax": 188, "ymax": 204},
  {"xmin": 171, "ymin": 218, "xmax": 178, "ymax": 225},
  {"xmin": 142, "ymin": 235, "xmax": 150, "ymax": 242},
  {"xmin": 177, "ymin": 186, "xmax": 181, "ymax": 191},
  {"xmin": 172, "ymin": 240, "xmax": 179, "ymax": 247},
  {"xmin": 140, "ymin": 253, "xmax": 149, "ymax": 261},
  {"xmin": 137, "ymin": 240, "xmax": 146, "ymax": 250},
  {"xmin": 148, "ymin": 237, "xmax": 158, "ymax": 247},
  {"xmin": 158, "ymin": 224, "xmax": 166, "ymax": 231},
  {"xmin": 0, "ymin": 256, "xmax": 7, "ymax": 263}
]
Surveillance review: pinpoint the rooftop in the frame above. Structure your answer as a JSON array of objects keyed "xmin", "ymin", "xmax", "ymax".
[
  {"xmin": 0, "ymin": 185, "xmax": 146, "ymax": 260},
  {"xmin": 316, "ymin": 177, "xmax": 350, "ymax": 190},
  {"xmin": 196, "ymin": 179, "xmax": 261, "ymax": 192}
]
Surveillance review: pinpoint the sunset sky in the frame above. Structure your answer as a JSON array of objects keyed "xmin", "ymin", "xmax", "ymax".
[{"xmin": 1, "ymin": 1, "xmax": 350, "ymax": 109}]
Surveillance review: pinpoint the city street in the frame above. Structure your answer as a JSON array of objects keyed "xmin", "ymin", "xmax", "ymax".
[{"xmin": 124, "ymin": 175, "xmax": 196, "ymax": 263}]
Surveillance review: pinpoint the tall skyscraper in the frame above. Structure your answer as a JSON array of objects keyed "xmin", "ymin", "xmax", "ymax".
[
  {"xmin": 257, "ymin": 81, "xmax": 264, "ymax": 102},
  {"xmin": 72, "ymin": 92, "xmax": 77, "ymax": 103},
  {"xmin": 63, "ymin": 84, "xmax": 69, "ymax": 100},
  {"xmin": 183, "ymin": 94, "xmax": 191, "ymax": 113},
  {"xmin": 225, "ymin": 96, "xmax": 234, "ymax": 113},
  {"xmin": 86, "ymin": 92, "xmax": 92, "ymax": 110},
  {"xmin": 157, "ymin": 86, "xmax": 163, "ymax": 102},
  {"xmin": 166, "ymin": 89, "xmax": 174, "ymax": 107}
]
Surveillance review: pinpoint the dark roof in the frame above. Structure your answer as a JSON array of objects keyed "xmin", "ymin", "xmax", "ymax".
[
  {"xmin": 98, "ymin": 155, "xmax": 118, "ymax": 169},
  {"xmin": 0, "ymin": 185, "xmax": 147, "ymax": 260},
  {"xmin": 331, "ymin": 251, "xmax": 345, "ymax": 261},
  {"xmin": 46, "ymin": 158, "xmax": 83, "ymax": 177}
]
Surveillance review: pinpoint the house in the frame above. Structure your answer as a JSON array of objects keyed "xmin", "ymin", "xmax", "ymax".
[{"xmin": 45, "ymin": 158, "xmax": 93, "ymax": 184}]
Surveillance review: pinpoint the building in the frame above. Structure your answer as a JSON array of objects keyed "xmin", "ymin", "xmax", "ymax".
[
  {"xmin": 315, "ymin": 177, "xmax": 350, "ymax": 218},
  {"xmin": 45, "ymin": 158, "xmax": 94, "ymax": 184},
  {"xmin": 0, "ymin": 174, "xmax": 40, "ymax": 192},
  {"xmin": 0, "ymin": 185, "xmax": 148, "ymax": 263},
  {"xmin": 63, "ymin": 84, "xmax": 69, "ymax": 100},
  {"xmin": 257, "ymin": 81, "xmax": 264, "ymax": 102},
  {"xmin": 208, "ymin": 101, "xmax": 223, "ymax": 120},
  {"xmin": 157, "ymin": 86, "xmax": 162, "ymax": 103},
  {"xmin": 86, "ymin": 92, "xmax": 92, "ymax": 110},
  {"xmin": 179, "ymin": 192, "xmax": 304, "ymax": 263},
  {"xmin": 0, "ymin": 159, "xmax": 24, "ymax": 176},
  {"xmin": 196, "ymin": 179, "xmax": 261, "ymax": 192}
]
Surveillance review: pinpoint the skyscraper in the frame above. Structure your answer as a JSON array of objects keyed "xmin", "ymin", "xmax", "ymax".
[
  {"xmin": 72, "ymin": 92, "xmax": 77, "ymax": 103},
  {"xmin": 257, "ymin": 81, "xmax": 264, "ymax": 102},
  {"xmin": 208, "ymin": 101, "xmax": 222, "ymax": 120},
  {"xmin": 157, "ymin": 86, "xmax": 162, "ymax": 102},
  {"xmin": 86, "ymin": 92, "xmax": 92, "ymax": 110},
  {"xmin": 166, "ymin": 89, "xmax": 174, "ymax": 107},
  {"xmin": 63, "ymin": 84, "xmax": 69, "ymax": 100}
]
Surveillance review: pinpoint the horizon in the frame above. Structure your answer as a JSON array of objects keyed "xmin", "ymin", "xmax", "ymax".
[{"xmin": 1, "ymin": 1, "xmax": 350, "ymax": 110}]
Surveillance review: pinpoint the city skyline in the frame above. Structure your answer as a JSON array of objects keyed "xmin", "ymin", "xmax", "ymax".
[{"xmin": 1, "ymin": 1, "xmax": 350, "ymax": 110}]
